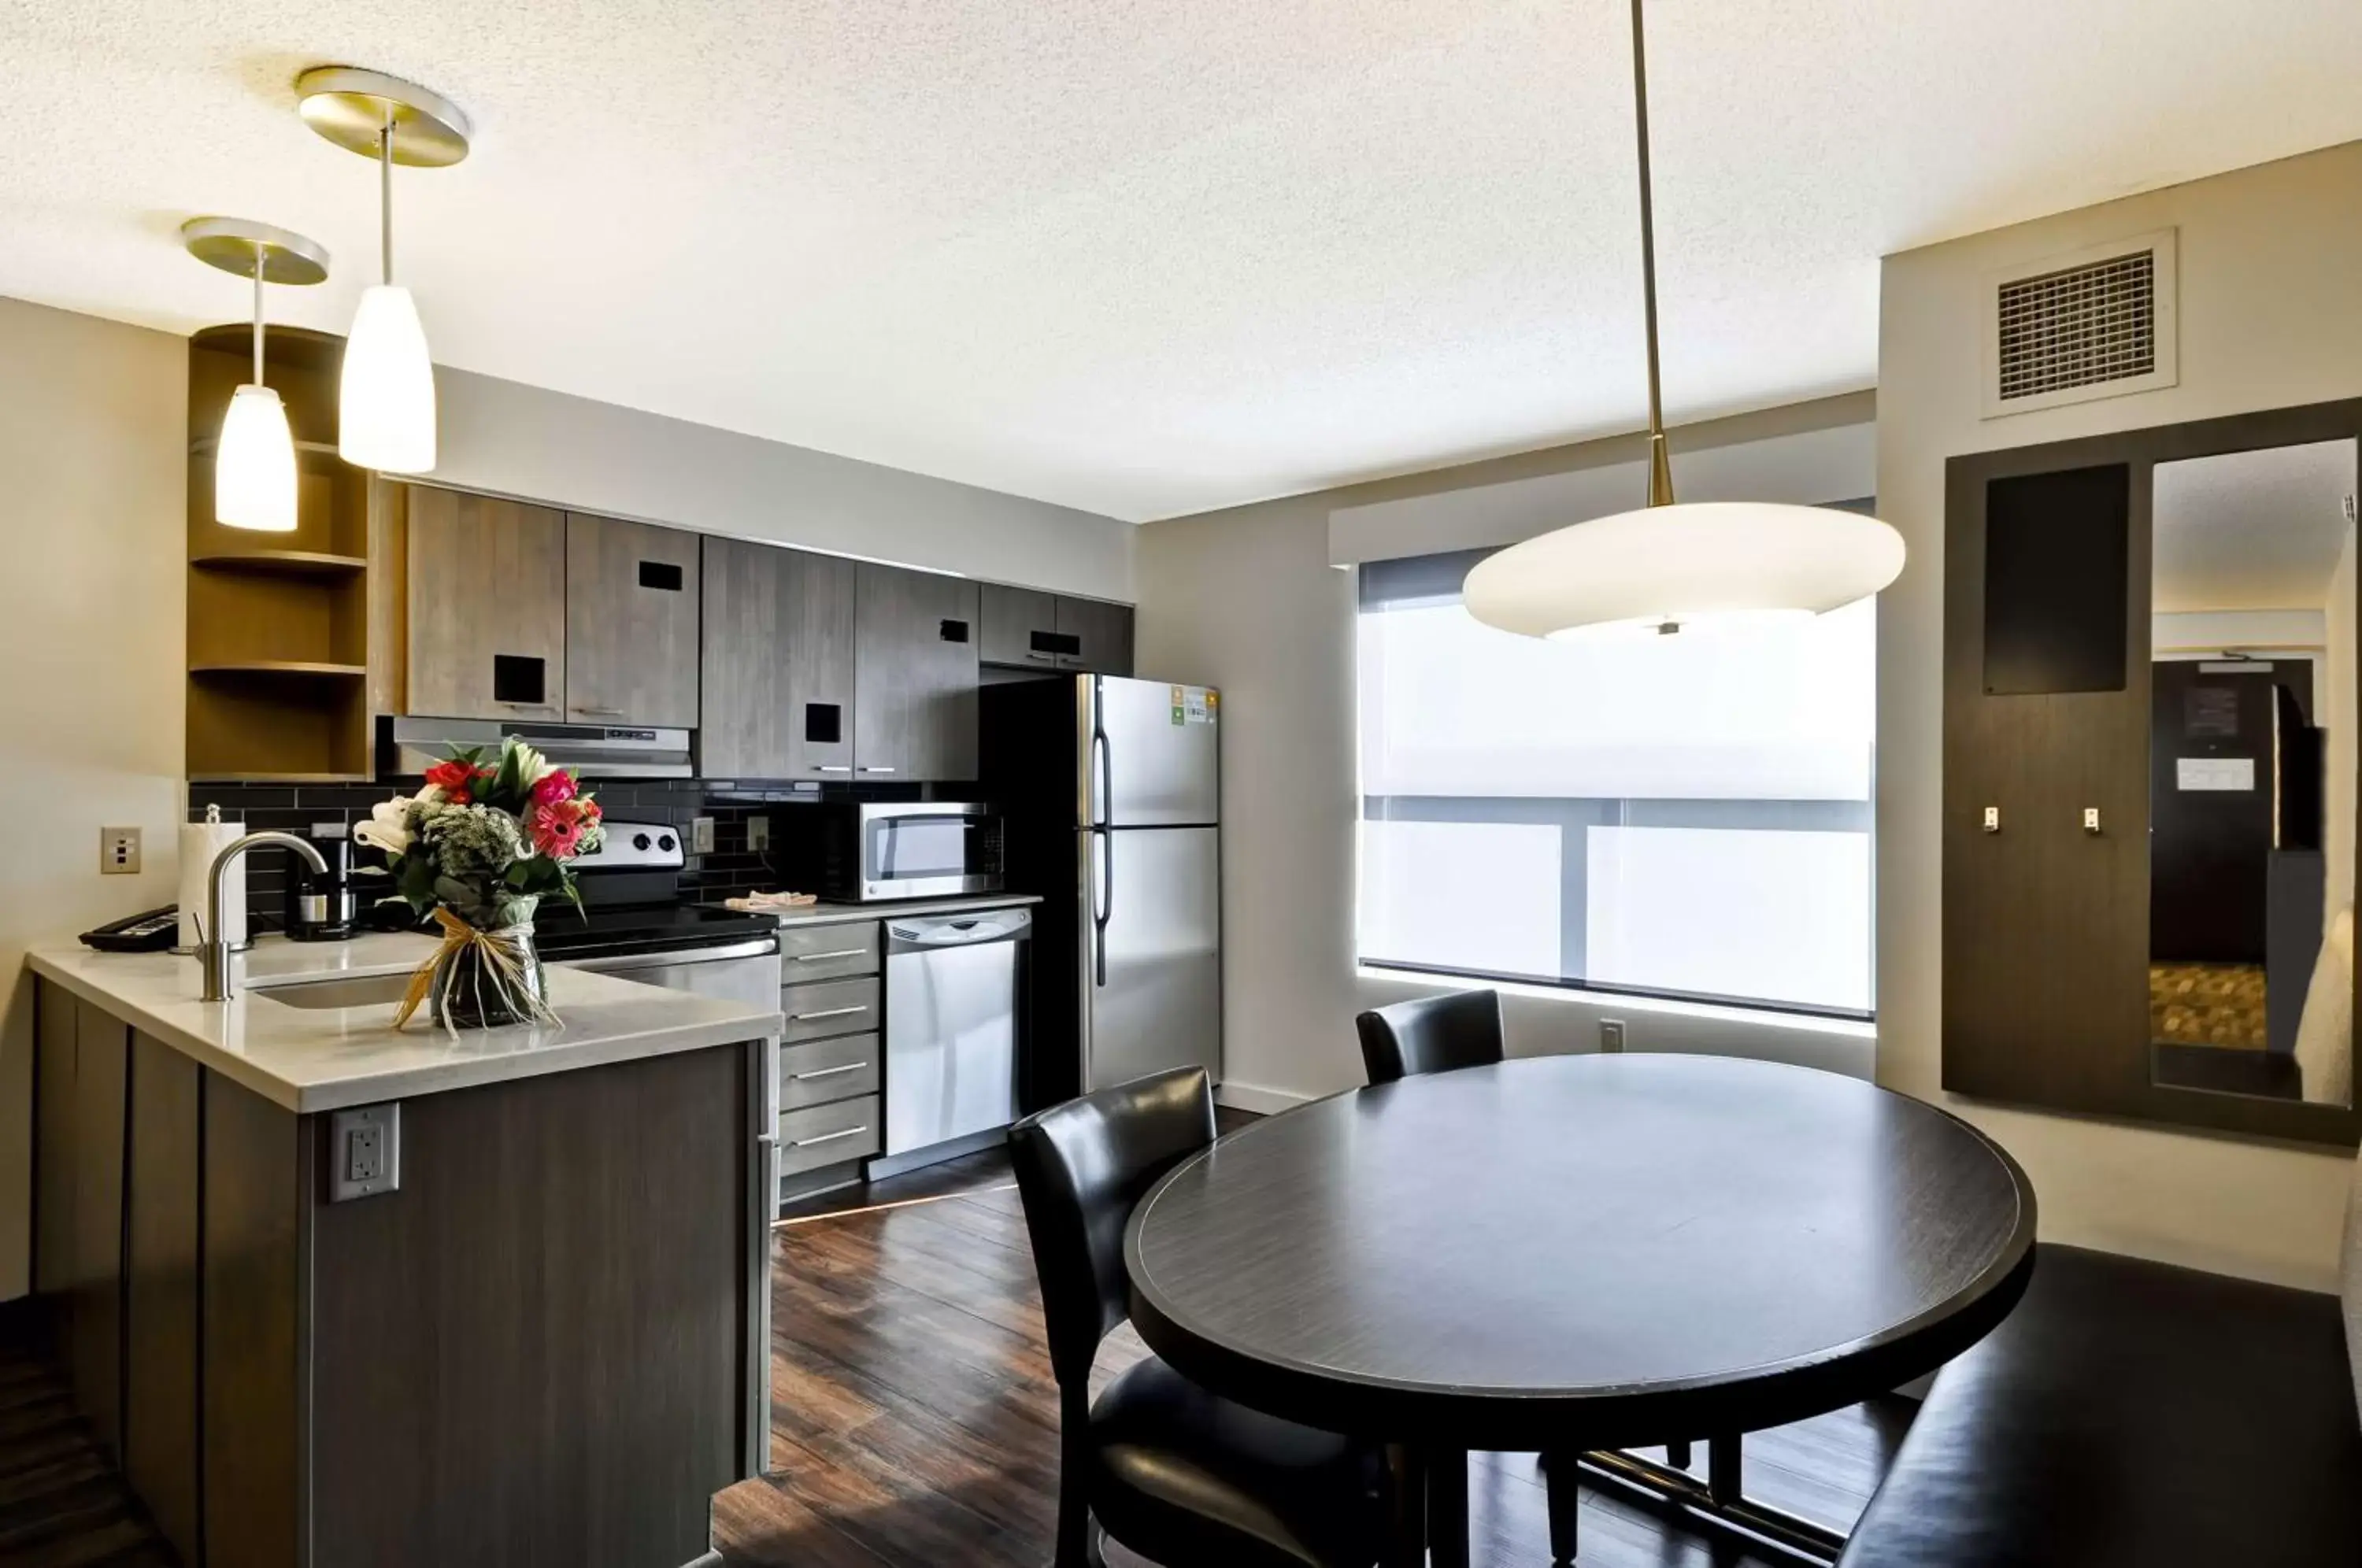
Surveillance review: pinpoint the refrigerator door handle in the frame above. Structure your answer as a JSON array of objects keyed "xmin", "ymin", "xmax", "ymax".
[
  {"xmin": 1090, "ymin": 829, "xmax": 1113, "ymax": 987},
  {"xmin": 1090, "ymin": 723, "xmax": 1113, "ymax": 830}
]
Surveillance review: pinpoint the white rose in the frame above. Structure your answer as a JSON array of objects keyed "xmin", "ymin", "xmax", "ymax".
[{"xmin": 353, "ymin": 794, "xmax": 416, "ymax": 856}]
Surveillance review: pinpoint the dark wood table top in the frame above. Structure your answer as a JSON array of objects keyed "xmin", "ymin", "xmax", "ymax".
[{"xmin": 1124, "ymin": 1055, "xmax": 2038, "ymax": 1448}]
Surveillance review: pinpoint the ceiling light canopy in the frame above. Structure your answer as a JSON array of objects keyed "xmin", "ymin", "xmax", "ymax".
[
  {"xmin": 1464, "ymin": 0, "xmax": 1905, "ymax": 642},
  {"xmin": 294, "ymin": 67, "xmax": 471, "ymax": 475},
  {"xmin": 180, "ymin": 216, "xmax": 329, "ymax": 533}
]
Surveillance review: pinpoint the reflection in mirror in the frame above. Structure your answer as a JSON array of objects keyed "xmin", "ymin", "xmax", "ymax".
[{"xmin": 2149, "ymin": 438, "xmax": 2359, "ymax": 1106}]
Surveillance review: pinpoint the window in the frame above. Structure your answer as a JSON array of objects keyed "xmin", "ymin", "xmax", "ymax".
[{"xmin": 1356, "ymin": 540, "xmax": 1877, "ymax": 1019}]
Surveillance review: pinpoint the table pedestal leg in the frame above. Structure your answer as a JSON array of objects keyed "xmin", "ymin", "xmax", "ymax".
[
  {"xmin": 1543, "ymin": 1450, "xmax": 1580, "ymax": 1566},
  {"xmin": 1426, "ymin": 1448, "xmax": 1468, "ymax": 1568},
  {"xmin": 1384, "ymin": 1445, "xmax": 1428, "ymax": 1568},
  {"xmin": 1709, "ymin": 1434, "xmax": 1742, "ymax": 1506}
]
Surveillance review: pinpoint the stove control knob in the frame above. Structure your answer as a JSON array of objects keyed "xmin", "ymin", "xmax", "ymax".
[
  {"xmin": 657, "ymin": 833, "xmax": 676, "ymax": 852},
  {"xmin": 632, "ymin": 832, "xmax": 652, "ymax": 851}
]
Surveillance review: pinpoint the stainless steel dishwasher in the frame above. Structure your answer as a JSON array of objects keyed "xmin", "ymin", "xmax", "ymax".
[{"xmin": 882, "ymin": 908, "xmax": 1031, "ymax": 1163}]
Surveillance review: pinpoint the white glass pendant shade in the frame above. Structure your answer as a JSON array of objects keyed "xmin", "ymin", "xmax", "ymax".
[
  {"xmin": 215, "ymin": 384, "xmax": 299, "ymax": 532},
  {"xmin": 1463, "ymin": 501, "xmax": 1906, "ymax": 639},
  {"xmin": 339, "ymin": 283, "xmax": 436, "ymax": 472}
]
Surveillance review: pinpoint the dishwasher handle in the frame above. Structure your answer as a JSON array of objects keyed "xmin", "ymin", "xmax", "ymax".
[{"xmin": 885, "ymin": 908, "xmax": 1033, "ymax": 952}]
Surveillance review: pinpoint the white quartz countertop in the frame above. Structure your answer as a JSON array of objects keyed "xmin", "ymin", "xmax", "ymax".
[
  {"xmin": 27, "ymin": 933, "xmax": 784, "ymax": 1115},
  {"xmin": 711, "ymin": 892, "xmax": 1043, "ymax": 928}
]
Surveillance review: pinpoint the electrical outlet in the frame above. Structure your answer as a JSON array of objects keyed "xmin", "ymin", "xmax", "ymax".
[
  {"xmin": 100, "ymin": 827, "xmax": 142, "ymax": 875},
  {"xmin": 1599, "ymin": 1019, "xmax": 1627, "ymax": 1054},
  {"xmin": 691, "ymin": 815, "xmax": 716, "ymax": 854},
  {"xmin": 329, "ymin": 1103, "xmax": 401, "ymax": 1201},
  {"xmin": 748, "ymin": 816, "xmax": 771, "ymax": 852}
]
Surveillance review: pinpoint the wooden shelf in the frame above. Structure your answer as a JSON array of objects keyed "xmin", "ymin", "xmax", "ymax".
[
  {"xmin": 187, "ymin": 436, "xmax": 342, "ymax": 459},
  {"xmin": 189, "ymin": 771, "xmax": 375, "ymax": 786},
  {"xmin": 192, "ymin": 550, "xmax": 368, "ymax": 579},
  {"xmin": 190, "ymin": 660, "xmax": 368, "ymax": 679}
]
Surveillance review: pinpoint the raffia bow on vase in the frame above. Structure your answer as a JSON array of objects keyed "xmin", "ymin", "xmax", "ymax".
[{"xmin": 392, "ymin": 907, "xmax": 557, "ymax": 1031}]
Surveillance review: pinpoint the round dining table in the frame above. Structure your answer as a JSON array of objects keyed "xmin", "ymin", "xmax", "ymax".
[{"xmin": 1123, "ymin": 1054, "xmax": 2037, "ymax": 1566}]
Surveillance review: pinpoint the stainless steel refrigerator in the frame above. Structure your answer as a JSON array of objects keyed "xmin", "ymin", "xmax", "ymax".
[{"xmin": 981, "ymin": 675, "xmax": 1221, "ymax": 1109}]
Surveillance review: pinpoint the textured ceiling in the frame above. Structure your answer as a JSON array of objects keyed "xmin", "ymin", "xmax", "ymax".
[
  {"xmin": 2153, "ymin": 438, "xmax": 2358, "ymax": 614},
  {"xmin": 2, "ymin": 3, "xmax": 2360, "ymax": 521}
]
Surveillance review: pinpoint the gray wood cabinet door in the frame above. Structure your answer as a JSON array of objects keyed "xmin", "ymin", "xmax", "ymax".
[
  {"xmin": 1058, "ymin": 596, "xmax": 1135, "ymax": 677},
  {"xmin": 405, "ymin": 488, "xmax": 568, "ymax": 720},
  {"xmin": 565, "ymin": 512, "xmax": 702, "ymax": 727},
  {"xmin": 701, "ymin": 539, "xmax": 858, "ymax": 780},
  {"xmin": 979, "ymin": 583, "xmax": 1060, "ymax": 669},
  {"xmin": 854, "ymin": 564, "xmax": 980, "ymax": 781}
]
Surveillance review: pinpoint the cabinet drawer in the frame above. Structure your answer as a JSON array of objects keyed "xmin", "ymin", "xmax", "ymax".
[
  {"xmin": 780, "ymin": 976, "xmax": 879, "ymax": 1043},
  {"xmin": 779, "ymin": 1034, "xmax": 880, "ymax": 1111},
  {"xmin": 776, "ymin": 921, "xmax": 880, "ymax": 980},
  {"xmin": 777, "ymin": 1096, "xmax": 881, "ymax": 1177}
]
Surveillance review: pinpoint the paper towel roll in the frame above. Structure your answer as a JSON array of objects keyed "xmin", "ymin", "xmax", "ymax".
[{"xmin": 176, "ymin": 813, "xmax": 247, "ymax": 951}]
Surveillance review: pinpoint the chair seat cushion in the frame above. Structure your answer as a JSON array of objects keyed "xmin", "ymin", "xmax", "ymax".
[
  {"xmin": 1840, "ymin": 1243, "xmax": 2362, "ymax": 1568},
  {"xmin": 1089, "ymin": 1355, "xmax": 1383, "ymax": 1568}
]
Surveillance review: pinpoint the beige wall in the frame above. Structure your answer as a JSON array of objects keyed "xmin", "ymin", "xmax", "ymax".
[
  {"xmin": 0, "ymin": 298, "xmax": 188, "ymax": 1299},
  {"xmin": 1878, "ymin": 140, "xmax": 2362, "ymax": 1292},
  {"xmin": 433, "ymin": 368, "xmax": 1134, "ymax": 601},
  {"xmin": 1135, "ymin": 394, "xmax": 1879, "ymax": 1110}
]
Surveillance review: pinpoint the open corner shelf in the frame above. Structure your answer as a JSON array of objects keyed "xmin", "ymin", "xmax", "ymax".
[
  {"xmin": 193, "ymin": 550, "xmax": 369, "ymax": 580},
  {"xmin": 189, "ymin": 771, "xmax": 375, "ymax": 786},
  {"xmin": 190, "ymin": 660, "xmax": 368, "ymax": 679}
]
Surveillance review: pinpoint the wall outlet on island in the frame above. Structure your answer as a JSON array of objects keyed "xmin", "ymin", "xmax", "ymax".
[
  {"xmin": 330, "ymin": 1103, "xmax": 401, "ymax": 1202},
  {"xmin": 1599, "ymin": 1019, "xmax": 1627, "ymax": 1054},
  {"xmin": 99, "ymin": 827, "xmax": 141, "ymax": 875}
]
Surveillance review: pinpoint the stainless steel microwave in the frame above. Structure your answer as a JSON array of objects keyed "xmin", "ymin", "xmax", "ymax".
[{"xmin": 782, "ymin": 801, "xmax": 1005, "ymax": 901}]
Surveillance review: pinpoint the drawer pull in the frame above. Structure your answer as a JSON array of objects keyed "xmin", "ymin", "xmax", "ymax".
[
  {"xmin": 789, "ymin": 1004, "xmax": 870, "ymax": 1022},
  {"xmin": 793, "ymin": 948, "xmax": 871, "ymax": 963},
  {"xmin": 791, "ymin": 1063, "xmax": 866, "ymax": 1081},
  {"xmin": 816, "ymin": 764, "xmax": 853, "ymax": 774},
  {"xmin": 792, "ymin": 1125, "xmax": 870, "ymax": 1148}
]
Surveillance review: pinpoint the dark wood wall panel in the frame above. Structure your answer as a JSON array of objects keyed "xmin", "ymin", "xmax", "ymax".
[
  {"xmin": 33, "ymin": 982, "xmax": 76, "ymax": 1300},
  {"xmin": 306, "ymin": 1043, "xmax": 749, "ymax": 1568},
  {"xmin": 126, "ymin": 1035, "xmax": 202, "ymax": 1565},
  {"xmin": 203, "ymin": 1073, "xmax": 305, "ymax": 1568}
]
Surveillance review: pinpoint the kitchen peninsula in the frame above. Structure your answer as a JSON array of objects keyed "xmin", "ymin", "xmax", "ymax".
[{"xmin": 26, "ymin": 932, "xmax": 782, "ymax": 1568}]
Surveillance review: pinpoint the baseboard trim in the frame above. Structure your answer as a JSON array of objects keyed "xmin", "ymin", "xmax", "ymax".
[{"xmin": 1214, "ymin": 1081, "xmax": 1316, "ymax": 1115}]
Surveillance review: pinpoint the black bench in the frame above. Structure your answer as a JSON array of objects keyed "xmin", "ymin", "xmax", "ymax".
[{"xmin": 1838, "ymin": 1242, "xmax": 2362, "ymax": 1568}]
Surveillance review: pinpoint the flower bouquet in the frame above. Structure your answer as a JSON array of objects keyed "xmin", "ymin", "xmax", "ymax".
[{"xmin": 354, "ymin": 737, "xmax": 605, "ymax": 1030}]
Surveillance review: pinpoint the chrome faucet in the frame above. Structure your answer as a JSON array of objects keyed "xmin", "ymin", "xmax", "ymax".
[{"xmin": 200, "ymin": 831, "xmax": 328, "ymax": 1002}]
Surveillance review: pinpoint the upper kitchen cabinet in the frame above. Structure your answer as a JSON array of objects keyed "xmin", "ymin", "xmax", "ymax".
[
  {"xmin": 702, "ymin": 538, "xmax": 857, "ymax": 779},
  {"xmin": 565, "ymin": 512, "xmax": 702, "ymax": 727},
  {"xmin": 404, "ymin": 488, "xmax": 569, "ymax": 723},
  {"xmin": 855, "ymin": 564, "xmax": 980, "ymax": 781},
  {"xmin": 977, "ymin": 584, "xmax": 1135, "ymax": 676},
  {"xmin": 1056, "ymin": 595, "xmax": 1134, "ymax": 676}
]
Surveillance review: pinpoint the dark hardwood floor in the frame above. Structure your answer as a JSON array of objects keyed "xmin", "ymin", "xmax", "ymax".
[
  {"xmin": 720, "ymin": 1137, "xmax": 1917, "ymax": 1567},
  {"xmin": 0, "ymin": 1307, "xmax": 174, "ymax": 1568}
]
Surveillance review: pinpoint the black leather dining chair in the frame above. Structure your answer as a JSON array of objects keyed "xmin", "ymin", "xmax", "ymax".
[{"xmin": 1009, "ymin": 1067, "xmax": 1386, "ymax": 1568}]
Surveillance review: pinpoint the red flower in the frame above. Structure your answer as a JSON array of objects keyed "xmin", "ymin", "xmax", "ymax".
[
  {"xmin": 531, "ymin": 768, "xmax": 579, "ymax": 806},
  {"xmin": 423, "ymin": 759, "xmax": 486, "ymax": 804},
  {"xmin": 528, "ymin": 795, "xmax": 598, "ymax": 860}
]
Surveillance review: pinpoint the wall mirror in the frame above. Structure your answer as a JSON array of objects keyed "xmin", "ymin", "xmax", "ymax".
[{"xmin": 2148, "ymin": 438, "xmax": 2358, "ymax": 1108}]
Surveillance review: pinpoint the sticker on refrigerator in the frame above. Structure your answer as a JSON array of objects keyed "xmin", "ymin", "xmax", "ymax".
[{"xmin": 1171, "ymin": 686, "xmax": 1215, "ymax": 726}]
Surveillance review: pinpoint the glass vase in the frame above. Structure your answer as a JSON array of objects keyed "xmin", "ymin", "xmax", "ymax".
[{"xmin": 428, "ymin": 921, "xmax": 549, "ymax": 1030}]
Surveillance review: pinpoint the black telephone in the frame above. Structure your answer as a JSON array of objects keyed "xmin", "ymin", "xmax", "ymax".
[{"xmin": 80, "ymin": 904, "xmax": 180, "ymax": 953}]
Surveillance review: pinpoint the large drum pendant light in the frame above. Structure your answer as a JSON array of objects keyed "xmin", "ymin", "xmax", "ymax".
[
  {"xmin": 294, "ymin": 67, "xmax": 471, "ymax": 475},
  {"xmin": 1464, "ymin": 0, "xmax": 1905, "ymax": 640},
  {"xmin": 180, "ymin": 217, "xmax": 331, "ymax": 532}
]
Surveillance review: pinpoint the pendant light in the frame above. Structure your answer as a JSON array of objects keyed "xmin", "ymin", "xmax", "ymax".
[
  {"xmin": 1463, "ymin": 0, "xmax": 1905, "ymax": 640},
  {"xmin": 180, "ymin": 218, "xmax": 330, "ymax": 532},
  {"xmin": 294, "ymin": 67, "xmax": 471, "ymax": 475}
]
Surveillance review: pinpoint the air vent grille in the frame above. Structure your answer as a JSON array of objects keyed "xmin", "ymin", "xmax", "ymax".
[{"xmin": 1994, "ymin": 250, "xmax": 2157, "ymax": 403}]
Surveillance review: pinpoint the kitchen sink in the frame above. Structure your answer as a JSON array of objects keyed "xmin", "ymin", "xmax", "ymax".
[{"xmin": 250, "ymin": 974, "xmax": 413, "ymax": 1011}]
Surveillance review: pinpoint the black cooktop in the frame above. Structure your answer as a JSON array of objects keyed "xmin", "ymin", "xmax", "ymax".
[{"xmin": 532, "ymin": 902, "xmax": 777, "ymax": 961}]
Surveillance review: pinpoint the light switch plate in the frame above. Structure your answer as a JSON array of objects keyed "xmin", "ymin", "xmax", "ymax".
[
  {"xmin": 100, "ymin": 827, "xmax": 141, "ymax": 875},
  {"xmin": 1599, "ymin": 1019, "xmax": 1627, "ymax": 1054},
  {"xmin": 329, "ymin": 1103, "xmax": 401, "ymax": 1201},
  {"xmin": 691, "ymin": 815, "xmax": 716, "ymax": 854}
]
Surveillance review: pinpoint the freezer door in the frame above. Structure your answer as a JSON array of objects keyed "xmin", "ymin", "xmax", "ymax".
[
  {"xmin": 1082, "ymin": 825, "xmax": 1220, "ymax": 1091},
  {"xmin": 1087, "ymin": 676, "xmax": 1220, "ymax": 827}
]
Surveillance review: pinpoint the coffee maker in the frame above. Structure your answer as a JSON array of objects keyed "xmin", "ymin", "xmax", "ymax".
[{"xmin": 283, "ymin": 830, "xmax": 357, "ymax": 941}]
